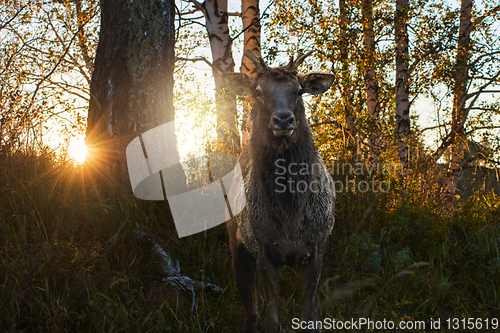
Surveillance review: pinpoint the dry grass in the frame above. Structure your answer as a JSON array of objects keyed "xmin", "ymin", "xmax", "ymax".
[{"xmin": 1, "ymin": 152, "xmax": 500, "ymax": 332}]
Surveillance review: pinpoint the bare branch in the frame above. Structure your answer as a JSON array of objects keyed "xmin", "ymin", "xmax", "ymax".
[
  {"xmin": 419, "ymin": 124, "xmax": 448, "ymax": 133},
  {"xmin": 186, "ymin": 0, "xmax": 203, "ymax": 11},
  {"xmin": 180, "ymin": 21, "xmax": 206, "ymax": 28},
  {"xmin": 473, "ymin": 4, "xmax": 500, "ymax": 27},
  {"xmin": 0, "ymin": 41, "xmax": 27, "ymax": 77},
  {"xmin": 0, "ymin": 5, "xmax": 27, "ymax": 30},
  {"xmin": 409, "ymin": 42, "xmax": 442, "ymax": 74},
  {"xmin": 466, "ymin": 71, "xmax": 500, "ymax": 100},
  {"xmin": 175, "ymin": 56, "xmax": 214, "ymax": 69},
  {"xmin": 29, "ymin": 30, "xmax": 79, "ymax": 112},
  {"xmin": 179, "ymin": 15, "xmax": 204, "ymax": 20},
  {"xmin": 471, "ymin": 76, "xmax": 500, "ymax": 82},
  {"xmin": 231, "ymin": 19, "xmax": 256, "ymax": 41},
  {"xmin": 310, "ymin": 120, "xmax": 341, "ymax": 128},
  {"xmin": 467, "ymin": 90, "xmax": 500, "ymax": 99},
  {"xmin": 465, "ymin": 126, "xmax": 500, "ymax": 135},
  {"xmin": 45, "ymin": 80, "xmax": 90, "ymax": 101},
  {"xmin": 178, "ymin": 8, "xmax": 201, "ymax": 16},
  {"xmin": 470, "ymin": 50, "xmax": 500, "ymax": 68},
  {"xmin": 469, "ymin": 107, "xmax": 498, "ymax": 111}
]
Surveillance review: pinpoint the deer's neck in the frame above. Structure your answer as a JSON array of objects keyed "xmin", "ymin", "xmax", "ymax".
[{"xmin": 250, "ymin": 127, "xmax": 319, "ymax": 187}]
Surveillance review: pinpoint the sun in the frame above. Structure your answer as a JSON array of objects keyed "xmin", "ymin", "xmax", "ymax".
[{"xmin": 68, "ymin": 136, "xmax": 87, "ymax": 163}]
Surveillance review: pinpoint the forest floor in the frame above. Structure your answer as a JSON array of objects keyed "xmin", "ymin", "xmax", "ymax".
[{"xmin": 1, "ymin": 153, "xmax": 500, "ymax": 332}]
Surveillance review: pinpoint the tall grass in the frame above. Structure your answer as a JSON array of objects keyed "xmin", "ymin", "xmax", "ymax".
[{"xmin": 1, "ymin": 151, "xmax": 500, "ymax": 332}]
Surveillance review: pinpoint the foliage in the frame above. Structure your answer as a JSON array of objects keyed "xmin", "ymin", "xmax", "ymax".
[{"xmin": 0, "ymin": 0, "xmax": 99, "ymax": 153}]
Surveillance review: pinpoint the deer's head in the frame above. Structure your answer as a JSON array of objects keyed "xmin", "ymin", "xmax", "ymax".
[{"xmin": 223, "ymin": 51, "xmax": 335, "ymax": 138}]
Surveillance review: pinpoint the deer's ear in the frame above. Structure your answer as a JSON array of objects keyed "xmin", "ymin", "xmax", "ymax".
[
  {"xmin": 222, "ymin": 73, "xmax": 255, "ymax": 95},
  {"xmin": 298, "ymin": 72, "xmax": 335, "ymax": 95}
]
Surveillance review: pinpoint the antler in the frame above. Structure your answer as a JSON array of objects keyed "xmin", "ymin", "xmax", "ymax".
[
  {"xmin": 244, "ymin": 50, "xmax": 268, "ymax": 75},
  {"xmin": 286, "ymin": 50, "xmax": 315, "ymax": 71},
  {"xmin": 244, "ymin": 49, "xmax": 315, "ymax": 74}
]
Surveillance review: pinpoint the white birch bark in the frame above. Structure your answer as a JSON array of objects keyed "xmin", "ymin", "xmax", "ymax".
[
  {"xmin": 395, "ymin": 0, "xmax": 410, "ymax": 172},
  {"xmin": 444, "ymin": 0, "xmax": 473, "ymax": 199},
  {"xmin": 240, "ymin": 0, "xmax": 260, "ymax": 146},
  {"xmin": 191, "ymin": 0, "xmax": 240, "ymax": 152},
  {"xmin": 363, "ymin": 0, "xmax": 380, "ymax": 166}
]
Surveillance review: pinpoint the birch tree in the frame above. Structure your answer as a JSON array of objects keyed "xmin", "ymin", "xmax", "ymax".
[
  {"xmin": 442, "ymin": 0, "xmax": 474, "ymax": 198},
  {"xmin": 339, "ymin": 0, "xmax": 359, "ymax": 161},
  {"xmin": 395, "ymin": 0, "xmax": 410, "ymax": 171},
  {"xmin": 184, "ymin": 0, "xmax": 240, "ymax": 153},
  {"xmin": 362, "ymin": 0, "xmax": 381, "ymax": 165},
  {"xmin": 240, "ymin": 0, "xmax": 261, "ymax": 146}
]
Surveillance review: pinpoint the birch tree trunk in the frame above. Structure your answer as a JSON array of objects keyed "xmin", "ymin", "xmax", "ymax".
[
  {"xmin": 395, "ymin": 0, "xmax": 410, "ymax": 172},
  {"xmin": 339, "ymin": 0, "xmax": 357, "ymax": 161},
  {"xmin": 362, "ymin": 0, "xmax": 380, "ymax": 166},
  {"xmin": 444, "ymin": 0, "xmax": 473, "ymax": 199},
  {"xmin": 86, "ymin": 0, "xmax": 177, "ymax": 187},
  {"xmin": 240, "ymin": 0, "xmax": 260, "ymax": 146},
  {"xmin": 191, "ymin": 0, "xmax": 240, "ymax": 153}
]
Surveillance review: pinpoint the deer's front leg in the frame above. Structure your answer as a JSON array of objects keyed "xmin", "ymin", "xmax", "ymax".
[
  {"xmin": 227, "ymin": 218, "xmax": 259, "ymax": 333},
  {"xmin": 261, "ymin": 263, "xmax": 280, "ymax": 333},
  {"xmin": 300, "ymin": 247, "xmax": 322, "ymax": 332},
  {"xmin": 233, "ymin": 244, "xmax": 259, "ymax": 333}
]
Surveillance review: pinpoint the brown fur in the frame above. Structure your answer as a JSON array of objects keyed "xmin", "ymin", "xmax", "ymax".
[{"xmin": 223, "ymin": 61, "xmax": 335, "ymax": 333}]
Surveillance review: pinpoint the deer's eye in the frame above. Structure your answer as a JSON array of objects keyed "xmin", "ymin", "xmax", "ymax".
[
  {"xmin": 298, "ymin": 88, "xmax": 304, "ymax": 96},
  {"xmin": 255, "ymin": 88, "xmax": 262, "ymax": 97}
]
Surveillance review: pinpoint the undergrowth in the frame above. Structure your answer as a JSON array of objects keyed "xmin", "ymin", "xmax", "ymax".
[{"xmin": 1, "ymin": 151, "xmax": 500, "ymax": 332}]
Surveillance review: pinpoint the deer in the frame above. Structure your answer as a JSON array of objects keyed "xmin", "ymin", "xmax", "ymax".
[{"xmin": 222, "ymin": 50, "xmax": 336, "ymax": 333}]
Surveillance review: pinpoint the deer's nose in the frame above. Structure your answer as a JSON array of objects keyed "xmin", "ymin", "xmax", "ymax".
[{"xmin": 272, "ymin": 112, "xmax": 295, "ymax": 130}]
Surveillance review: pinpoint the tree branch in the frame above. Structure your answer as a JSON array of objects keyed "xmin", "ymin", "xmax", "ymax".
[
  {"xmin": 186, "ymin": 0, "xmax": 203, "ymax": 12},
  {"xmin": 471, "ymin": 76, "xmax": 500, "ymax": 82},
  {"xmin": 45, "ymin": 80, "xmax": 90, "ymax": 101},
  {"xmin": 467, "ymin": 90, "xmax": 500, "ymax": 99},
  {"xmin": 473, "ymin": 4, "xmax": 500, "ymax": 27},
  {"xmin": 310, "ymin": 120, "xmax": 341, "ymax": 128},
  {"xmin": 180, "ymin": 20, "xmax": 206, "ymax": 28},
  {"xmin": 469, "ymin": 107, "xmax": 498, "ymax": 111},
  {"xmin": 74, "ymin": 0, "xmax": 97, "ymax": 76},
  {"xmin": 470, "ymin": 50, "xmax": 500, "ymax": 68},
  {"xmin": 409, "ymin": 42, "xmax": 442, "ymax": 74},
  {"xmin": 175, "ymin": 56, "xmax": 214, "ymax": 69},
  {"xmin": 231, "ymin": 17, "xmax": 259, "ymax": 41},
  {"xmin": 466, "ymin": 71, "xmax": 500, "ymax": 100},
  {"xmin": 431, "ymin": 133, "xmax": 454, "ymax": 163},
  {"xmin": 178, "ymin": 8, "xmax": 201, "ymax": 16},
  {"xmin": 419, "ymin": 124, "xmax": 448, "ymax": 133},
  {"xmin": 465, "ymin": 125, "xmax": 500, "ymax": 135},
  {"xmin": 29, "ymin": 30, "xmax": 79, "ymax": 112},
  {"xmin": 0, "ymin": 5, "xmax": 27, "ymax": 30}
]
